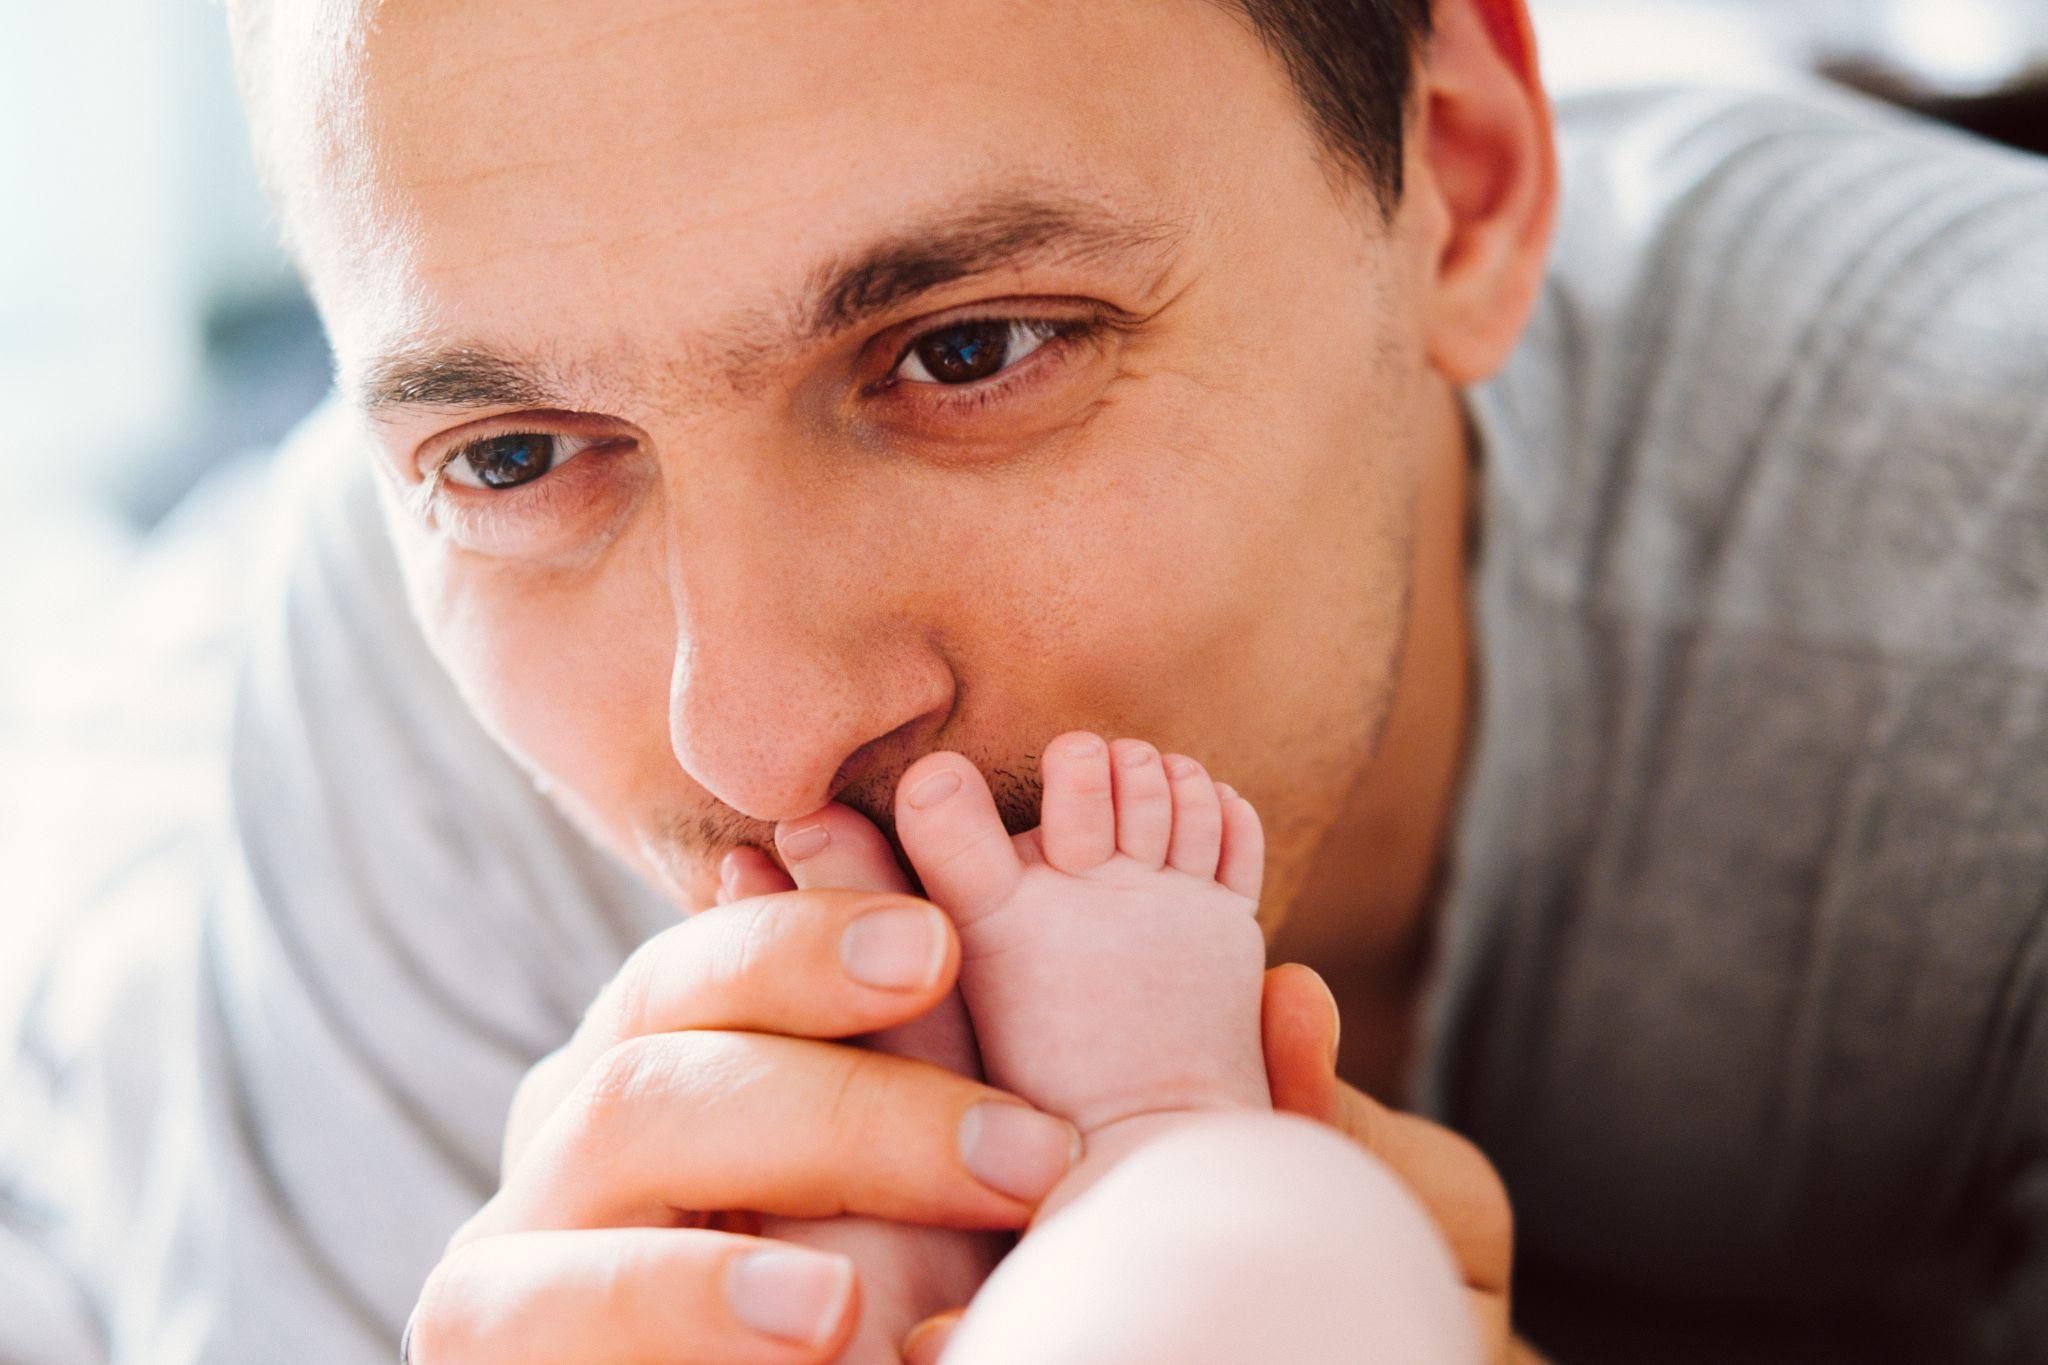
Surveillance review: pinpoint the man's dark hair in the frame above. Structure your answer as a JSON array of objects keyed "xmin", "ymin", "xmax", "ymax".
[{"xmin": 1223, "ymin": 0, "xmax": 1436, "ymax": 212}]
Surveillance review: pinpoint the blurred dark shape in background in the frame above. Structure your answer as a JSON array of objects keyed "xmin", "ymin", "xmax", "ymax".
[
  {"xmin": 1828, "ymin": 66, "xmax": 2048, "ymax": 159},
  {"xmin": 127, "ymin": 277, "xmax": 333, "ymax": 529},
  {"xmin": 1538, "ymin": 0, "xmax": 2048, "ymax": 156}
]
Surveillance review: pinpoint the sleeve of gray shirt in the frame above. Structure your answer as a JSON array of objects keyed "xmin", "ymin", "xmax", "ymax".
[
  {"xmin": 0, "ymin": 404, "xmax": 675, "ymax": 1363},
  {"xmin": 1427, "ymin": 82, "xmax": 2048, "ymax": 1362}
]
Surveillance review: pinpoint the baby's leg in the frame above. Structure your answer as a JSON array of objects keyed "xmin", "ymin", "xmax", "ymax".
[{"xmin": 939, "ymin": 1112, "xmax": 1479, "ymax": 1365}]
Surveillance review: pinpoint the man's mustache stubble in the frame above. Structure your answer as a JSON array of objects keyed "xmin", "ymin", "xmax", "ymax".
[{"xmin": 657, "ymin": 752, "xmax": 1047, "ymax": 884}]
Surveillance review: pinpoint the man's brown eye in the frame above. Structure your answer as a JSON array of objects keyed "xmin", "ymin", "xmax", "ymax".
[
  {"xmin": 449, "ymin": 432, "xmax": 558, "ymax": 490},
  {"xmin": 911, "ymin": 321, "xmax": 1012, "ymax": 384},
  {"xmin": 893, "ymin": 318, "xmax": 1057, "ymax": 387}
]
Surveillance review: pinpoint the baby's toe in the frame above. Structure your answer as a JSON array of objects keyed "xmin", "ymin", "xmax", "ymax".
[
  {"xmin": 1038, "ymin": 731, "xmax": 1118, "ymax": 874},
  {"xmin": 1216, "ymin": 784, "xmax": 1266, "ymax": 905},
  {"xmin": 1162, "ymin": 755, "xmax": 1223, "ymax": 879},
  {"xmin": 776, "ymin": 802, "xmax": 914, "ymax": 894},
  {"xmin": 894, "ymin": 753, "xmax": 1024, "ymax": 926},
  {"xmin": 717, "ymin": 846, "xmax": 796, "ymax": 905},
  {"xmin": 1109, "ymin": 739, "xmax": 1172, "ymax": 868}
]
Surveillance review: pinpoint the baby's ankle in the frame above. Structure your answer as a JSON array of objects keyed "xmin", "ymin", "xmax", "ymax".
[
  {"xmin": 1030, "ymin": 1103, "xmax": 1270, "ymax": 1230},
  {"xmin": 1088, "ymin": 1092, "xmax": 1268, "ymax": 1150}
]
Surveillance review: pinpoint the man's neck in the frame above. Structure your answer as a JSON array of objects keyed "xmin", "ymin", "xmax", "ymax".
[{"xmin": 1269, "ymin": 385, "xmax": 1478, "ymax": 1106}]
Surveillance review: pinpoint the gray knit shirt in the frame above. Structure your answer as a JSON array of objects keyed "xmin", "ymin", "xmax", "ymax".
[{"xmin": 1422, "ymin": 83, "xmax": 2048, "ymax": 1363}]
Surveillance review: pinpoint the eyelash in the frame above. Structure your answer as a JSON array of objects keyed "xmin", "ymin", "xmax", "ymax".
[
  {"xmin": 414, "ymin": 431, "xmax": 618, "ymax": 544},
  {"xmin": 866, "ymin": 313, "xmax": 1107, "ymax": 416},
  {"xmin": 412, "ymin": 309, "xmax": 1111, "ymax": 536}
]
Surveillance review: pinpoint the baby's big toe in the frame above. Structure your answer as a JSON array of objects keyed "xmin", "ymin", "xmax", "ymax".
[{"xmin": 894, "ymin": 754, "xmax": 1023, "ymax": 927}]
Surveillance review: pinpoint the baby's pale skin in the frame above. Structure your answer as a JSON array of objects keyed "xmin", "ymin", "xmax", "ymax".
[{"xmin": 806, "ymin": 734, "xmax": 1478, "ymax": 1362}]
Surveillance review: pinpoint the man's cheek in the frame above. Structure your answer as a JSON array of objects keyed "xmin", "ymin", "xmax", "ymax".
[{"xmin": 411, "ymin": 558, "xmax": 677, "ymax": 815}]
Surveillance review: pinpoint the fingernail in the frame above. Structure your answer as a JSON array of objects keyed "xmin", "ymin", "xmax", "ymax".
[
  {"xmin": 1062, "ymin": 733, "xmax": 1104, "ymax": 759},
  {"xmin": 725, "ymin": 1247, "xmax": 854, "ymax": 1346},
  {"xmin": 1216, "ymin": 782, "xmax": 1239, "ymax": 801},
  {"xmin": 1320, "ymin": 974, "xmax": 1343, "ymax": 1067},
  {"xmin": 1118, "ymin": 742, "xmax": 1154, "ymax": 767},
  {"xmin": 840, "ymin": 904, "xmax": 947, "ymax": 992},
  {"xmin": 780, "ymin": 824, "xmax": 830, "ymax": 861},
  {"xmin": 907, "ymin": 769, "xmax": 963, "ymax": 810},
  {"xmin": 958, "ymin": 1102, "xmax": 1081, "ymax": 1202},
  {"xmin": 903, "ymin": 1313, "xmax": 962, "ymax": 1365},
  {"xmin": 1164, "ymin": 755, "xmax": 1199, "ymax": 780}
]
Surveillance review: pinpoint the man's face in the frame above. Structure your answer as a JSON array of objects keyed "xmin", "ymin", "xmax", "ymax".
[{"xmin": 284, "ymin": 0, "xmax": 1451, "ymax": 924}]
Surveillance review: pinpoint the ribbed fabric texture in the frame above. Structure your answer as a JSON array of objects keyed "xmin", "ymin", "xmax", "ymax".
[{"xmin": 1422, "ymin": 83, "xmax": 2048, "ymax": 1363}]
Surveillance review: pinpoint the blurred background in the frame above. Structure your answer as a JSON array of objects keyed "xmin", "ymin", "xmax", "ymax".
[{"xmin": 0, "ymin": 0, "xmax": 2045, "ymax": 948}]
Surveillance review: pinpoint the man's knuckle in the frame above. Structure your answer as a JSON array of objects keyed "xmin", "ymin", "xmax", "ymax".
[
  {"xmin": 1443, "ymin": 1128, "xmax": 1511, "ymax": 1220},
  {"xmin": 507, "ymin": 1049, "xmax": 569, "ymax": 1137},
  {"xmin": 440, "ymin": 1203, "xmax": 494, "ymax": 1259},
  {"xmin": 576, "ymin": 1036, "xmax": 676, "ymax": 1146},
  {"xmin": 602, "ymin": 941, "xmax": 659, "ymax": 1047},
  {"xmin": 410, "ymin": 1250, "xmax": 486, "ymax": 1362},
  {"xmin": 719, "ymin": 893, "xmax": 794, "ymax": 992},
  {"xmin": 574, "ymin": 1030, "xmax": 754, "ymax": 1151},
  {"xmin": 586, "ymin": 1232, "xmax": 661, "ymax": 1325},
  {"xmin": 821, "ymin": 1046, "xmax": 890, "ymax": 1143}
]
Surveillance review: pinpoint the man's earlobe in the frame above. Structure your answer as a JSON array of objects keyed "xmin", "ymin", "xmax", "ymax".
[{"xmin": 1414, "ymin": 0, "xmax": 1558, "ymax": 387}]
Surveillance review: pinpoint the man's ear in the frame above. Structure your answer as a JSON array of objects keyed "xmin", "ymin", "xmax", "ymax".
[{"xmin": 1410, "ymin": 0, "xmax": 1557, "ymax": 386}]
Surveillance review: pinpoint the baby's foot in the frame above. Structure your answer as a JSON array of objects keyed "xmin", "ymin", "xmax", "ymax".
[{"xmin": 893, "ymin": 732, "xmax": 1269, "ymax": 1137}]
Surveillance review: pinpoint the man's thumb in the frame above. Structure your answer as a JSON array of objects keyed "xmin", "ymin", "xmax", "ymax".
[{"xmin": 1261, "ymin": 962, "xmax": 1342, "ymax": 1124}]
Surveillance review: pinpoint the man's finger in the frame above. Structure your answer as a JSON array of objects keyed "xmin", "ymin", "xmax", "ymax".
[
  {"xmin": 1261, "ymin": 962, "xmax": 1342, "ymax": 1123},
  {"xmin": 506, "ymin": 887, "xmax": 963, "ymax": 1168},
  {"xmin": 588, "ymin": 889, "xmax": 961, "ymax": 1044},
  {"xmin": 1329, "ymin": 1081, "xmax": 1514, "ymax": 1295},
  {"xmin": 411, "ymin": 1227, "xmax": 857, "ymax": 1365},
  {"xmin": 474, "ymin": 1031, "xmax": 1079, "ymax": 1244},
  {"xmin": 902, "ymin": 1309, "xmax": 963, "ymax": 1365},
  {"xmin": 1262, "ymin": 962, "xmax": 1514, "ymax": 1309}
]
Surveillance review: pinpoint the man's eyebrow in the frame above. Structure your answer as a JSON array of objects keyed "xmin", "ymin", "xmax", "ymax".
[
  {"xmin": 356, "ymin": 343, "xmax": 580, "ymax": 417},
  {"xmin": 799, "ymin": 192, "xmax": 1186, "ymax": 337},
  {"xmin": 355, "ymin": 193, "xmax": 1185, "ymax": 416}
]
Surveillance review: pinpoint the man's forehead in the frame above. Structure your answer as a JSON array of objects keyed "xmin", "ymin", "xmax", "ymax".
[
  {"xmin": 343, "ymin": 1, "xmax": 1227, "ymax": 181},
  {"xmin": 279, "ymin": 0, "xmax": 1257, "ymax": 405}
]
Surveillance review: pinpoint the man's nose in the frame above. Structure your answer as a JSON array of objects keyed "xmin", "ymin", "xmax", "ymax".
[{"xmin": 662, "ymin": 504, "xmax": 953, "ymax": 824}]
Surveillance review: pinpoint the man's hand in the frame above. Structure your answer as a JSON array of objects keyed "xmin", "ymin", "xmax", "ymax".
[
  {"xmin": 404, "ymin": 883, "xmax": 1076, "ymax": 1364},
  {"xmin": 1262, "ymin": 963, "xmax": 1545, "ymax": 1365}
]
